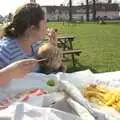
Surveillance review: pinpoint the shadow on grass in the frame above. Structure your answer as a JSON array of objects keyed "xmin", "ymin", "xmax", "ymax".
[{"xmin": 67, "ymin": 60, "xmax": 97, "ymax": 73}]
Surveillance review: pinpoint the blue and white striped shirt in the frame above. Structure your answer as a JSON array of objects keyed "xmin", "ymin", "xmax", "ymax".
[{"xmin": 0, "ymin": 37, "xmax": 40, "ymax": 71}]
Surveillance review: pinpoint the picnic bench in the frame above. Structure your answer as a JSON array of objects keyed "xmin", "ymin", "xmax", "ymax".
[
  {"xmin": 43, "ymin": 36, "xmax": 82, "ymax": 67},
  {"xmin": 57, "ymin": 36, "xmax": 82, "ymax": 67},
  {"xmin": 57, "ymin": 36, "xmax": 75, "ymax": 50},
  {"xmin": 63, "ymin": 50, "xmax": 82, "ymax": 67}
]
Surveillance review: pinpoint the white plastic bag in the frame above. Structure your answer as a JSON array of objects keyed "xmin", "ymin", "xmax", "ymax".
[
  {"xmin": 58, "ymin": 70, "xmax": 96, "ymax": 89},
  {"xmin": 67, "ymin": 98, "xmax": 95, "ymax": 120}
]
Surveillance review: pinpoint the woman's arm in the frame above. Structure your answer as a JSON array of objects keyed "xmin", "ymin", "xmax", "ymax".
[
  {"xmin": 0, "ymin": 68, "xmax": 11, "ymax": 85},
  {"xmin": 0, "ymin": 59, "xmax": 39, "ymax": 85}
]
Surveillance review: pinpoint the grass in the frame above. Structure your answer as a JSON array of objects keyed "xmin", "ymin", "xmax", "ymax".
[
  {"xmin": 48, "ymin": 22, "xmax": 120, "ymax": 73},
  {"xmin": 0, "ymin": 22, "xmax": 120, "ymax": 73}
]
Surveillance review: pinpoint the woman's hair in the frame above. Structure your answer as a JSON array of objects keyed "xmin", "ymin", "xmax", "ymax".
[{"xmin": 3, "ymin": 3, "xmax": 44, "ymax": 38}]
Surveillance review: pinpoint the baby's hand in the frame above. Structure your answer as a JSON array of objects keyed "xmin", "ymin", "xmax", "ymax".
[{"xmin": 47, "ymin": 28, "xmax": 57, "ymax": 46}]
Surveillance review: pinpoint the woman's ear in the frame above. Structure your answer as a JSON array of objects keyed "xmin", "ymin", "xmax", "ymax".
[
  {"xmin": 25, "ymin": 25, "xmax": 37, "ymax": 37},
  {"xmin": 30, "ymin": 25, "xmax": 37, "ymax": 31},
  {"xmin": 24, "ymin": 27, "xmax": 31, "ymax": 37}
]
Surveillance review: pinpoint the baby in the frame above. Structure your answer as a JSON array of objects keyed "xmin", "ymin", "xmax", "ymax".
[{"xmin": 36, "ymin": 43, "xmax": 66, "ymax": 74}]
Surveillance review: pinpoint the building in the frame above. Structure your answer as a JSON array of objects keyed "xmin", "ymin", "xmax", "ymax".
[
  {"xmin": 30, "ymin": 0, "xmax": 36, "ymax": 3},
  {"xmin": 41, "ymin": 3, "xmax": 120, "ymax": 21},
  {"xmin": 41, "ymin": 6, "xmax": 83, "ymax": 21},
  {"xmin": 41, "ymin": 6, "xmax": 69, "ymax": 21},
  {"xmin": 93, "ymin": 3, "xmax": 120, "ymax": 20}
]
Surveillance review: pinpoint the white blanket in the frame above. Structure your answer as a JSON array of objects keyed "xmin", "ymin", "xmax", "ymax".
[{"xmin": 0, "ymin": 70, "xmax": 120, "ymax": 120}]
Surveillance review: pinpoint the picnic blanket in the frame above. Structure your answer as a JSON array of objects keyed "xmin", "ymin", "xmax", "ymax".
[{"xmin": 0, "ymin": 70, "xmax": 120, "ymax": 120}]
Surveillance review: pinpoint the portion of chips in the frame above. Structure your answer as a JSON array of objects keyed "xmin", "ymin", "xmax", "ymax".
[{"xmin": 83, "ymin": 84, "xmax": 120, "ymax": 112}]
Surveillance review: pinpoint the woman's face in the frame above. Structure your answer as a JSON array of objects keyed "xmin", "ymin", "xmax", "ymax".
[
  {"xmin": 29, "ymin": 19, "xmax": 46, "ymax": 43},
  {"xmin": 38, "ymin": 19, "xmax": 46, "ymax": 40}
]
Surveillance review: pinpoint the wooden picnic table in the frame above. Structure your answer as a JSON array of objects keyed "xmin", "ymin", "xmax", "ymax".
[
  {"xmin": 44, "ymin": 36, "xmax": 75, "ymax": 50},
  {"xmin": 57, "ymin": 36, "xmax": 80, "ymax": 67},
  {"xmin": 57, "ymin": 36, "xmax": 75, "ymax": 50},
  {"xmin": 43, "ymin": 36, "xmax": 82, "ymax": 67}
]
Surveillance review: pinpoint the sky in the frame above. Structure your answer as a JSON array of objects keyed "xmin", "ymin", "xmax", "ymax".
[
  {"xmin": 0, "ymin": 0, "xmax": 120, "ymax": 16},
  {"xmin": 0, "ymin": 0, "xmax": 65, "ymax": 16}
]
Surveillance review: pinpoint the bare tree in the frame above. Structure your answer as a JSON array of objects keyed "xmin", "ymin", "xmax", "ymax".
[
  {"xmin": 92, "ymin": 0, "xmax": 96, "ymax": 21},
  {"xmin": 69, "ymin": 0, "xmax": 72, "ymax": 21},
  {"xmin": 88, "ymin": 0, "xmax": 96, "ymax": 21},
  {"xmin": 8, "ymin": 13, "xmax": 13, "ymax": 22},
  {"xmin": 86, "ymin": 0, "xmax": 89, "ymax": 21},
  {"xmin": 30, "ymin": 0, "xmax": 36, "ymax": 3}
]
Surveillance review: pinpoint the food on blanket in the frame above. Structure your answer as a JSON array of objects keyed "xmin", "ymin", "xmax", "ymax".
[
  {"xmin": 16, "ymin": 88, "xmax": 47, "ymax": 101},
  {"xmin": 47, "ymin": 79, "xmax": 56, "ymax": 86},
  {"xmin": 83, "ymin": 84, "xmax": 120, "ymax": 112},
  {"xmin": 0, "ymin": 88, "xmax": 47, "ymax": 109},
  {"xmin": 0, "ymin": 98, "xmax": 11, "ymax": 109},
  {"xmin": 15, "ymin": 88, "xmax": 47, "ymax": 102}
]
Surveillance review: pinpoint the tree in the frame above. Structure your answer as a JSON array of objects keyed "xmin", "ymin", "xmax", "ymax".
[
  {"xmin": 30, "ymin": 0, "xmax": 36, "ymax": 3},
  {"xmin": 88, "ymin": 0, "xmax": 97, "ymax": 21},
  {"xmin": 8, "ymin": 13, "xmax": 13, "ymax": 22},
  {"xmin": 92, "ymin": 0, "xmax": 96, "ymax": 21},
  {"xmin": 86, "ymin": 0, "xmax": 89, "ymax": 21},
  {"xmin": 69, "ymin": 0, "xmax": 72, "ymax": 21},
  {"xmin": 0, "ymin": 15, "xmax": 4, "ymax": 24}
]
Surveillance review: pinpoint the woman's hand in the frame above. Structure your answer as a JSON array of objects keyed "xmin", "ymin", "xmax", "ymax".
[
  {"xmin": 5, "ymin": 59, "xmax": 39, "ymax": 79},
  {"xmin": 0, "ymin": 59, "xmax": 39, "ymax": 85}
]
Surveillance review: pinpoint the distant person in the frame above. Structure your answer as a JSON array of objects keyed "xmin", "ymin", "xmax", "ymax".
[{"xmin": 96, "ymin": 16, "xmax": 100, "ymax": 24}]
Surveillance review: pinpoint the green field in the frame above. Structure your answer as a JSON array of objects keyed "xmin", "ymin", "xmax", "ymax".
[
  {"xmin": 48, "ymin": 22, "xmax": 120, "ymax": 73},
  {"xmin": 0, "ymin": 22, "xmax": 120, "ymax": 73}
]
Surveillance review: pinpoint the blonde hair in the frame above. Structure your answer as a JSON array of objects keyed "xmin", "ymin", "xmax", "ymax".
[{"xmin": 37, "ymin": 43, "xmax": 63, "ymax": 70}]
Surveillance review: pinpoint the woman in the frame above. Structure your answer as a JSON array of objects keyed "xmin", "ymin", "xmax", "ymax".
[{"xmin": 0, "ymin": 3, "xmax": 56, "ymax": 71}]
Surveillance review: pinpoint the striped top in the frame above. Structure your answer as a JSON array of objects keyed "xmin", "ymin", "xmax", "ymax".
[{"xmin": 0, "ymin": 36, "xmax": 40, "ymax": 71}]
